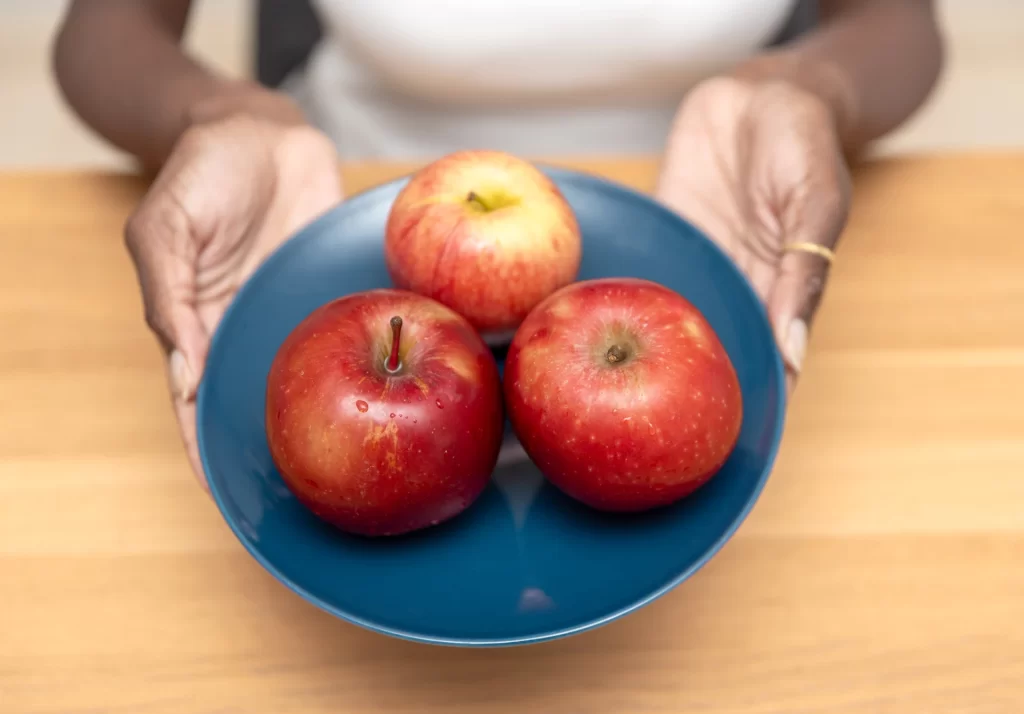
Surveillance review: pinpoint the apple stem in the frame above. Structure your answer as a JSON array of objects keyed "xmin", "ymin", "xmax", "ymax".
[
  {"xmin": 466, "ymin": 191, "xmax": 487, "ymax": 211},
  {"xmin": 606, "ymin": 344, "xmax": 629, "ymax": 364},
  {"xmin": 387, "ymin": 316, "xmax": 403, "ymax": 372}
]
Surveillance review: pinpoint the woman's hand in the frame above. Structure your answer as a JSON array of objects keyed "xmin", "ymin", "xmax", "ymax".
[
  {"xmin": 655, "ymin": 76, "xmax": 852, "ymax": 390},
  {"xmin": 124, "ymin": 91, "xmax": 343, "ymax": 487}
]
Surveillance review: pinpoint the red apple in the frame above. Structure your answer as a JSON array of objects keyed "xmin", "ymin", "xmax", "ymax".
[
  {"xmin": 384, "ymin": 150, "xmax": 581, "ymax": 341},
  {"xmin": 265, "ymin": 289, "xmax": 504, "ymax": 536},
  {"xmin": 504, "ymin": 278, "xmax": 743, "ymax": 512}
]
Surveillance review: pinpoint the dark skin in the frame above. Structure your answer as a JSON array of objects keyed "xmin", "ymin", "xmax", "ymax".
[
  {"xmin": 53, "ymin": 0, "xmax": 943, "ymax": 166},
  {"xmin": 54, "ymin": 0, "xmax": 204, "ymax": 169},
  {"xmin": 52, "ymin": 0, "xmax": 943, "ymax": 485},
  {"xmin": 737, "ymin": 0, "xmax": 944, "ymax": 150}
]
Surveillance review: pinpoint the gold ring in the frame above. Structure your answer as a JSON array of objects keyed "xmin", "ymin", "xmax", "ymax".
[{"xmin": 784, "ymin": 242, "xmax": 836, "ymax": 264}]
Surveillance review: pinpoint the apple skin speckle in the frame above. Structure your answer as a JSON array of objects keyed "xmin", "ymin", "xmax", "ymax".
[
  {"xmin": 266, "ymin": 289, "xmax": 503, "ymax": 537},
  {"xmin": 504, "ymin": 278, "xmax": 743, "ymax": 512},
  {"xmin": 384, "ymin": 150, "xmax": 581, "ymax": 337}
]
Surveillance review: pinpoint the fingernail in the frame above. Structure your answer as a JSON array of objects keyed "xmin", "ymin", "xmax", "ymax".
[
  {"xmin": 784, "ymin": 319, "xmax": 808, "ymax": 374},
  {"xmin": 170, "ymin": 350, "xmax": 195, "ymax": 401}
]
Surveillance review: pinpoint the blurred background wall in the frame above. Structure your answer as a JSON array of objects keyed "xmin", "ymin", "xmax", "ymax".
[{"xmin": 1, "ymin": 0, "xmax": 1022, "ymax": 170}]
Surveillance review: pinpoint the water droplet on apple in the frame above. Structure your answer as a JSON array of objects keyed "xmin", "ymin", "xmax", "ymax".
[
  {"xmin": 389, "ymin": 412, "xmax": 396, "ymax": 419},
  {"xmin": 355, "ymin": 400, "xmax": 369, "ymax": 413},
  {"xmin": 435, "ymin": 399, "xmax": 444, "ymax": 409}
]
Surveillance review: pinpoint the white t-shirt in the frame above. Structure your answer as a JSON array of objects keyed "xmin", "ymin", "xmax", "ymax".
[{"xmin": 284, "ymin": 0, "xmax": 798, "ymax": 158}]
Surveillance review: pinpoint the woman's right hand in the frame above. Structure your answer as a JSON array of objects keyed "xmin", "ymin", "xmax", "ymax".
[{"xmin": 124, "ymin": 89, "xmax": 343, "ymax": 488}]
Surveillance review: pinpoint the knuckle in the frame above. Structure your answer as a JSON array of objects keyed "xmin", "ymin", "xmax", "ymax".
[
  {"xmin": 123, "ymin": 204, "xmax": 155, "ymax": 258},
  {"xmin": 122, "ymin": 197, "xmax": 188, "ymax": 351},
  {"xmin": 143, "ymin": 305, "xmax": 174, "ymax": 352},
  {"xmin": 142, "ymin": 301, "xmax": 162, "ymax": 333},
  {"xmin": 819, "ymin": 183, "xmax": 849, "ymax": 222},
  {"xmin": 123, "ymin": 197, "xmax": 182, "ymax": 260},
  {"xmin": 277, "ymin": 125, "xmax": 337, "ymax": 163},
  {"xmin": 804, "ymin": 271, "xmax": 827, "ymax": 298},
  {"xmin": 803, "ymin": 94, "xmax": 834, "ymax": 125},
  {"xmin": 176, "ymin": 123, "xmax": 217, "ymax": 155},
  {"xmin": 835, "ymin": 166, "xmax": 854, "ymax": 212},
  {"xmin": 273, "ymin": 126, "xmax": 341, "ymax": 191},
  {"xmin": 806, "ymin": 164, "xmax": 852, "ymax": 243}
]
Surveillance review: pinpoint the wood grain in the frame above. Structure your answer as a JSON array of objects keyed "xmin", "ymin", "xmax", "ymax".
[{"xmin": 1, "ymin": 154, "xmax": 1023, "ymax": 713}]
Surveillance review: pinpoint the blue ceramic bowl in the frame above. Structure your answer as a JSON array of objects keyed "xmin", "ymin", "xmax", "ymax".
[{"xmin": 198, "ymin": 166, "xmax": 786, "ymax": 647}]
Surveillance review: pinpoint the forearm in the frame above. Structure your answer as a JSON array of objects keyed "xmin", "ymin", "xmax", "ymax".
[
  {"xmin": 733, "ymin": 0, "xmax": 945, "ymax": 151},
  {"xmin": 53, "ymin": 0, "xmax": 258, "ymax": 169}
]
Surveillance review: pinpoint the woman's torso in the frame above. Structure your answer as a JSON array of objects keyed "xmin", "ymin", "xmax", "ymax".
[{"xmin": 281, "ymin": 0, "xmax": 801, "ymax": 158}]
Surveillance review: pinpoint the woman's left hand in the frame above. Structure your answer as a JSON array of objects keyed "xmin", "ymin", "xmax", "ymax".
[{"xmin": 656, "ymin": 75, "xmax": 852, "ymax": 391}]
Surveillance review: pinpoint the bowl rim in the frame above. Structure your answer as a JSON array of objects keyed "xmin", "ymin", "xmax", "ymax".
[{"xmin": 196, "ymin": 164, "xmax": 788, "ymax": 648}]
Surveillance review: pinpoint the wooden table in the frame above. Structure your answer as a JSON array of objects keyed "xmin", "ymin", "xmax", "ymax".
[{"xmin": 2, "ymin": 155, "xmax": 1023, "ymax": 713}]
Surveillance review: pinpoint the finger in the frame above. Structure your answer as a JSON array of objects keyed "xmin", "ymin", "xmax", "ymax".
[
  {"xmin": 772, "ymin": 250, "xmax": 830, "ymax": 365},
  {"xmin": 124, "ymin": 190, "xmax": 209, "ymax": 401},
  {"xmin": 238, "ymin": 126, "xmax": 344, "ymax": 278},
  {"xmin": 276, "ymin": 126, "xmax": 345, "ymax": 232},
  {"xmin": 767, "ymin": 181, "xmax": 849, "ymax": 381},
  {"xmin": 173, "ymin": 397, "xmax": 209, "ymax": 492}
]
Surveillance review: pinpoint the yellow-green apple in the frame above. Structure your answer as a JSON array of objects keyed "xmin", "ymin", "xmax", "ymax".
[
  {"xmin": 384, "ymin": 150, "xmax": 581, "ymax": 342},
  {"xmin": 504, "ymin": 278, "xmax": 743, "ymax": 512},
  {"xmin": 265, "ymin": 289, "xmax": 504, "ymax": 536}
]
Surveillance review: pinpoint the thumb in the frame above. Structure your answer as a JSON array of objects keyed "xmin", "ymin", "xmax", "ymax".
[
  {"xmin": 124, "ymin": 193, "xmax": 209, "ymax": 401},
  {"xmin": 767, "ymin": 188, "xmax": 848, "ymax": 383},
  {"xmin": 768, "ymin": 249, "xmax": 829, "ymax": 385}
]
